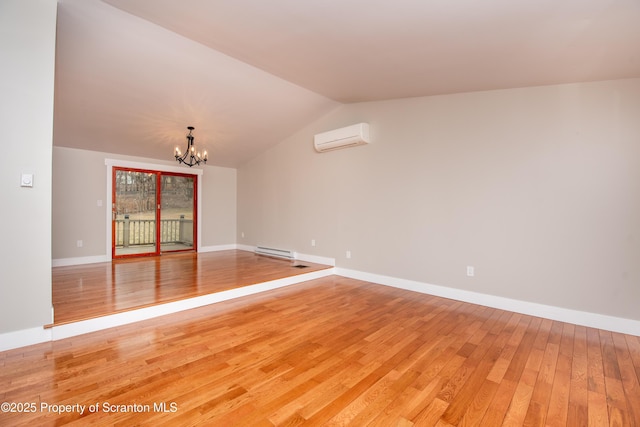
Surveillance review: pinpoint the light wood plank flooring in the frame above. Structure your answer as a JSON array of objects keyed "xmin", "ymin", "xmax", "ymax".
[
  {"xmin": 1, "ymin": 257, "xmax": 638, "ymax": 425},
  {"xmin": 51, "ymin": 250, "xmax": 331, "ymax": 325}
]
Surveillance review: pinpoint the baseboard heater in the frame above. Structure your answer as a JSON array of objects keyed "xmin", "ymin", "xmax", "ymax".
[{"xmin": 255, "ymin": 246, "xmax": 295, "ymax": 260}]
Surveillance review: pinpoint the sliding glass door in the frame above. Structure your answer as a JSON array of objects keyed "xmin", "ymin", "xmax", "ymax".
[
  {"xmin": 160, "ymin": 173, "xmax": 195, "ymax": 253},
  {"xmin": 113, "ymin": 169, "xmax": 157, "ymax": 257},
  {"xmin": 112, "ymin": 168, "xmax": 196, "ymax": 258}
]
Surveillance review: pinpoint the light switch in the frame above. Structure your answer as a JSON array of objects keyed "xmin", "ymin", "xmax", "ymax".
[{"xmin": 21, "ymin": 174, "xmax": 33, "ymax": 187}]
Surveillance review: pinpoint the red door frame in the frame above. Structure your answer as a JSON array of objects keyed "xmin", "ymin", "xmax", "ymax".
[
  {"xmin": 112, "ymin": 167, "xmax": 197, "ymax": 259},
  {"xmin": 159, "ymin": 171, "xmax": 198, "ymax": 255}
]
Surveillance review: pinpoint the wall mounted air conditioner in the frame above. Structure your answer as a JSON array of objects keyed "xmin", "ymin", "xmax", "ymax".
[{"xmin": 313, "ymin": 123, "xmax": 370, "ymax": 152}]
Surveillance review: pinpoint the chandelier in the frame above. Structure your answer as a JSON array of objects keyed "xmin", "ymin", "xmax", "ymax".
[{"xmin": 174, "ymin": 126, "xmax": 207, "ymax": 167}]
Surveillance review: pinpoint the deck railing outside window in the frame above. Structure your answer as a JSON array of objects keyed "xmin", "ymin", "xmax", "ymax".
[{"xmin": 114, "ymin": 215, "xmax": 193, "ymax": 247}]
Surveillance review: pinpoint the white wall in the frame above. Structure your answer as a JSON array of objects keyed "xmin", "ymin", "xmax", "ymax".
[
  {"xmin": 238, "ymin": 78, "xmax": 640, "ymax": 323},
  {"xmin": 0, "ymin": 0, "xmax": 57, "ymax": 334},
  {"xmin": 52, "ymin": 147, "xmax": 237, "ymax": 262}
]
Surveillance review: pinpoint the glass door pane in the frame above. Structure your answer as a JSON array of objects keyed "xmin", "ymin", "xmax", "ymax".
[
  {"xmin": 160, "ymin": 174, "xmax": 195, "ymax": 253},
  {"xmin": 113, "ymin": 169, "xmax": 158, "ymax": 257}
]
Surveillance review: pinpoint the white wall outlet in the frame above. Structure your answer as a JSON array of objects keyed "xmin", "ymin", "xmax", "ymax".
[
  {"xmin": 20, "ymin": 173, "xmax": 34, "ymax": 187},
  {"xmin": 77, "ymin": 240, "xmax": 83, "ymax": 248},
  {"xmin": 241, "ymin": 232, "xmax": 245, "ymax": 238},
  {"xmin": 97, "ymin": 200, "xmax": 103, "ymax": 207},
  {"xmin": 467, "ymin": 266, "xmax": 474, "ymax": 277},
  {"xmin": 311, "ymin": 239, "xmax": 316, "ymax": 247},
  {"xmin": 346, "ymin": 250, "xmax": 351, "ymax": 259}
]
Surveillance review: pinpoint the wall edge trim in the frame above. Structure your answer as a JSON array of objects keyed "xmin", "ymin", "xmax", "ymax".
[{"xmin": 335, "ymin": 267, "xmax": 640, "ymax": 336}]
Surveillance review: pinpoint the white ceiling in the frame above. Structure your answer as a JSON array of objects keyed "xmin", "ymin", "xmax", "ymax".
[{"xmin": 53, "ymin": 0, "xmax": 640, "ymax": 167}]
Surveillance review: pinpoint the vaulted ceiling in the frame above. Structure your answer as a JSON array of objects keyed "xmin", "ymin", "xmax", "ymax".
[{"xmin": 53, "ymin": 0, "xmax": 640, "ymax": 167}]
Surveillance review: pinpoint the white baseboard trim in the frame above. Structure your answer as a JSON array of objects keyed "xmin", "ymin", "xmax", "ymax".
[
  {"xmin": 0, "ymin": 327, "xmax": 52, "ymax": 352},
  {"xmin": 199, "ymin": 244, "xmax": 238, "ymax": 252},
  {"xmin": 50, "ymin": 267, "xmax": 333, "ymax": 341},
  {"xmin": 52, "ymin": 255, "xmax": 110, "ymax": 267},
  {"xmin": 295, "ymin": 252, "xmax": 336, "ymax": 267},
  {"xmin": 335, "ymin": 268, "xmax": 640, "ymax": 337}
]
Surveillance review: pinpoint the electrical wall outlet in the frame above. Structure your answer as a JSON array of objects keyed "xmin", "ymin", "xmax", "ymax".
[
  {"xmin": 20, "ymin": 173, "xmax": 34, "ymax": 187},
  {"xmin": 77, "ymin": 240, "xmax": 83, "ymax": 248},
  {"xmin": 466, "ymin": 266, "xmax": 474, "ymax": 277},
  {"xmin": 346, "ymin": 250, "xmax": 351, "ymax": 259}
]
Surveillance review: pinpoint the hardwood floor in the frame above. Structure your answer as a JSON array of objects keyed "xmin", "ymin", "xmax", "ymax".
[
  {"xmin": 51, "ymin": 250, "xmax": 331, "ymax": 325},
  {"xmin": 1, "ymin": 257, "xmax": 639, "ymax": 425}
]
